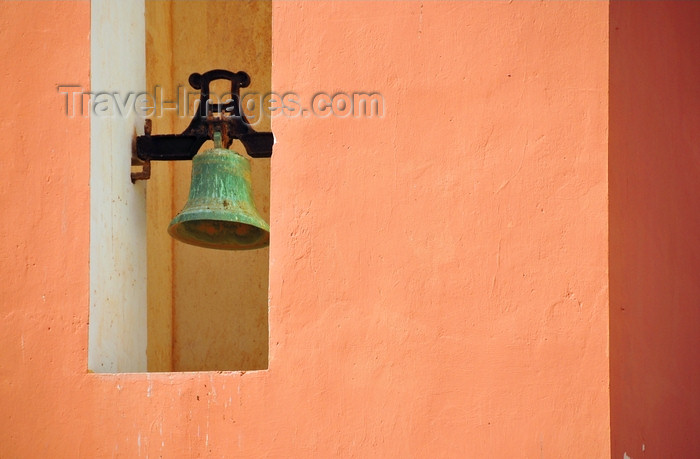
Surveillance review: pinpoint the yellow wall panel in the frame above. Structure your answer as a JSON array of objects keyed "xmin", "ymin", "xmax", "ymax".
[{"xmin": 146, "ymin": 0, "xmax": 271, "ymax": 371}]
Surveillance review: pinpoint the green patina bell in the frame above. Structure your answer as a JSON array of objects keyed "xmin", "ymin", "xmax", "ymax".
[{"xmin": 168, "ymin": 132, "xmax": 270, "ymax": 250}]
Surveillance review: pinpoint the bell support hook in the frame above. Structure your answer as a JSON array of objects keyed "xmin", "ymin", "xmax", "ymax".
[{"xmin": 131, "ymin": 69, "xmax": 273, "ymax": 182}]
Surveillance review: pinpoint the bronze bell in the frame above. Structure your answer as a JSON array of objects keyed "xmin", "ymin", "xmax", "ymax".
[{"xmin": 168, "ymin": 132, "xmax": 270, "ymax": 250}]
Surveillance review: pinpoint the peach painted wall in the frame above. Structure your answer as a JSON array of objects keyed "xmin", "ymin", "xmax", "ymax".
[
  {"xmin": 270, "ymin": 2, "xmax": 609, "ymax": 456},
  {"xmin": 1, "ymin": 1, "xmax": 612, "ymax": 457},
  {"xmin": 0, "ymin": 0, "xmax": 91, "ymax": 455},
  {"xmin": 610, "ymin": 2, "xmax": 700, "ymax": 458}
]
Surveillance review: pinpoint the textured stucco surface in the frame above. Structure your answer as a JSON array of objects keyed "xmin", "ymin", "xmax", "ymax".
[{"xmin": 0, "ymin": 1, "xmax": 611, "ymax": 457}]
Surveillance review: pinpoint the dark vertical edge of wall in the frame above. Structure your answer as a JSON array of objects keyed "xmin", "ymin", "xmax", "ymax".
[{"xmin": 609, "ymin": 2, "xmax": 700, "ymax": 457}]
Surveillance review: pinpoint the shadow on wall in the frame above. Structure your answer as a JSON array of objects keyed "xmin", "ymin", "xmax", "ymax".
[{"xmin": 609, "ymin": 2, "xmax": 700, "ymax": 458}]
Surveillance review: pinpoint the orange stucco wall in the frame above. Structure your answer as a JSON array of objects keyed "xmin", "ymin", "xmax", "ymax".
[
  {"xmin": 610, "ymin": 2, "xmax": 700, "ymax": 457},
  {"xmin": 1, "ymin": 1, "xmax": 614, "ymax": 457}
]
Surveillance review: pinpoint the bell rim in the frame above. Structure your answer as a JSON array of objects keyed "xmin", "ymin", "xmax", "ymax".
[
  {"xmin": 169, "ymin": 205, "xmax": 270, "ymax": 230},
  {"xmin": 168, "ymin": 222, "xmax": 270, "ymax": 251},
  {"xmin": 168, "ymin": 206, "xmax": 270, "ymax": 250}
]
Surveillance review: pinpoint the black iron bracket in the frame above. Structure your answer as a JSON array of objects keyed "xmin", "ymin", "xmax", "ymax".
[{"xmin": 132, "ymin": 69, "xmax": 273, "ymax": 182}]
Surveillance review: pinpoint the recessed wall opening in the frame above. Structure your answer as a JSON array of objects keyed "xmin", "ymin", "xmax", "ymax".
[
  {"xmin": 88, "ymin": 0, "xmax": 271, "ymax": 373},
  {"xmin": 146, "ymin": 1, "xmax": 272, "ymax": 372}
]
